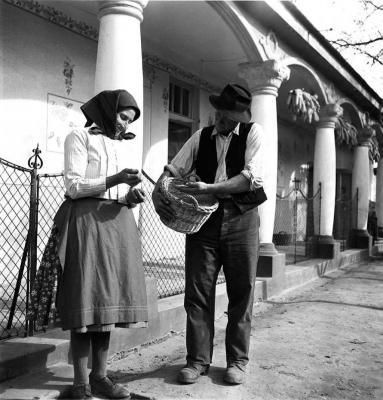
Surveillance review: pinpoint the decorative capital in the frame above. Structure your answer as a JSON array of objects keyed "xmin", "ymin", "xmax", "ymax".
[
  {"xmin": 98, "ymin": 0, "xmax": 148, "ymax": 22},
  {"xmin": 238, "ymin": 60, "xmax": 290, "ymax": 96},
  {"xmin": 357, "ymin": 126, "xmax": 375, "ymax": 147},
  {"xmin": 259, "ymin": 31, "xmax": 286, "ymax": 61},
  {"xmin": 317, "ymin": 103, "xmax": 343, "ymax": 128}
]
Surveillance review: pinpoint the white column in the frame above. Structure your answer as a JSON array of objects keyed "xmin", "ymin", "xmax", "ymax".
[
  {"xmin": 352, "ymin": 127, "xmax": 374, "ymax": 231},
  {"xmin": 239, "ymin": 60, "xmax": 290, "ymax": 253},
  {"xmin": 313, "ymin": 104, "xmax": 342, "ymax": 238},
  {"xmin": 95, "ymin": 0, "xmax": 147, "ymax": 171},
  {"xmin": 376, "ymin": 156, "xmax": 383, "ymax": 237}
]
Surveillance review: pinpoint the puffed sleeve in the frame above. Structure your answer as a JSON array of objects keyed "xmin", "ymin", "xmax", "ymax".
[{"xmin": 64, "ymin": 129, "xmax": 106, "ymax": 199}]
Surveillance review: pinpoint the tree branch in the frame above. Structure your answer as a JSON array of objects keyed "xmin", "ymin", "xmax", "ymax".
[{"xmin": 331, "ymin": 36, "xmax": 383, "ymax": 47}]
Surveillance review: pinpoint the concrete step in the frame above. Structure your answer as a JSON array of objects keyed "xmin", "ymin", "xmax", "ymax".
[{"xmin": 0, "ymin": 362, "xmax": 156, "ymax": 399}]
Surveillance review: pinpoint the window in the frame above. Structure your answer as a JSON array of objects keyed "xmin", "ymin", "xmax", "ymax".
[
  {"xmin": 169, "ymin": 82, "xmax": 191, "ymax": 117},
  {"xmin": 168, "ymin": 80, "xmax": 196, "ymax": 163}
]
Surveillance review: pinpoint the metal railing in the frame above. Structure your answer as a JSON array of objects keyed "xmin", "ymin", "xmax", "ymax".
[
  {"xmin": 333, "ymin": 190, "xmax": 358, "ymax": 251},
  {"xmin": 273, "ymin": 180, "xmax": 321, "ymax": 265}
]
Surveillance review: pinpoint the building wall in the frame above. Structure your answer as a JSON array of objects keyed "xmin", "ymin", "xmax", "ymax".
[{"xmin": 0, "ymin": 3, "xmax": 96, "ymax": 172}]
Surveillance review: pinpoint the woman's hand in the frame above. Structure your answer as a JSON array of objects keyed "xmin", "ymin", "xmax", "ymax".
[
  {"xmin": 126, "ymin": 187, "xmax": 146, "ymax": 204},
  {"xmin": 117, "ymin": 168, "xmax": 142, "ymax": 186},
  {"xmin": 106, "ymin": 169, "xmax": 142, "ymax": 190}
]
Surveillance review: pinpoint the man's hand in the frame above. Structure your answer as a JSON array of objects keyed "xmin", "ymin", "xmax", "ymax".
[
  {"xmin": 126, "ymin": 187, "xmax": 146, "ymax": 204},
  {"xmin": 152, "ymin": 187, "xmax": 174, "ymax": 221},
  {"xmin": 174, "ymin": 181, "xmax": 210, "ymax": 194}
]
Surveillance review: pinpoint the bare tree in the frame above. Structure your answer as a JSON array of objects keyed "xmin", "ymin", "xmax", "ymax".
[{"xmin": 329, "ymin": 0, "xmax": 383, "ymax": 66}]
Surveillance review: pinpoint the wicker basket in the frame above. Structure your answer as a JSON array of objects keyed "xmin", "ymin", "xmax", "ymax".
[{"xmin": 159, "ymin": 176, "xmax": 219, "ymax": 234}]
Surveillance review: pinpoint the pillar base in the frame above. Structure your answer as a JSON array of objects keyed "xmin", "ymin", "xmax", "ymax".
[
  {"xmin": 352, "ymin": 229, "xmax": 372, "ymax": 250},
  {"xmin": 314, "ymin": 235, "xmax": 340, "ymax": 259},
  {"xmin": 257, "ymin": 243, "xmax": 285, "ymax": 277}
]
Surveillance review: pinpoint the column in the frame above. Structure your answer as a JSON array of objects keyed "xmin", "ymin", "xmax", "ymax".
[
  {"xmin": 352, "ymin": 126, "xmax": 374, "ymax": 249},
  {"xmin": 95, "ymin": 0, "xmax": 148, "ymax": 172},
  {"xmin": 375, "ymin": 154, "xmax": 383, "ymax": 244},
  {"xmin": 313, "ymin": 103, "xmax": 342, "ymax": 258},
  {"xmin": 239, "ymin": 60, "xmax": 290, "ymax": 283}
]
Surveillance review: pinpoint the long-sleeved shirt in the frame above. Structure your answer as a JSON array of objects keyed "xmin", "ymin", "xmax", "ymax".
[
  {"xmin": 64, "ymin": 127, "xmax": 129, "ymax": 203},
  {"xmin": 168, "ymin": 123, "xmax": 264, "ymax": 190}
]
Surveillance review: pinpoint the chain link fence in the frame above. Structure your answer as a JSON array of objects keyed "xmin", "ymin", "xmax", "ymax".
[
  {"xmin": 1, "ymin": 153, "xmax": 225, "ymax": 339},
  {"xmin": 1, "ymin": 150, "xmax": 360, "ymax": 340},
  {"xmin": 274, "ymin": 183, "xmax": 320, "ymax": 265},
  {"xmin": 139, "ymin": 171, "xmax": 225, "ymax": 298}
]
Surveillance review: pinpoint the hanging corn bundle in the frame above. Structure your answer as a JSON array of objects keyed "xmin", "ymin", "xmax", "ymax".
[
  {"xmin": 369, "ymin": 135, "xmax": 380, "ymax": 163},
  {"xmin": 286, "ymin": 89, "xmax": 320, "ymax": 124},
  {"xmin": 334, "ymin": 117, "xmax": 358, "ymax": 148}
]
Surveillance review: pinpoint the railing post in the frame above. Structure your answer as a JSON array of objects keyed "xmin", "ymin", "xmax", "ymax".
[{"xmin": 26, "ymin": 144, "xmax": 43, "ymax": 336}]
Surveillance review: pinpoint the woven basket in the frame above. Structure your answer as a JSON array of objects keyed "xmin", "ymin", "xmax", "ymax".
[{"xmin": 159, "ymin": 177, "xmax": 219, "ymax": 234}]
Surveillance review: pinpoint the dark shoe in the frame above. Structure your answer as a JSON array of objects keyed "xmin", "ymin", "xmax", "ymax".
[
  {"xmin": 89, "ymin": 373, "xmax": 130, "ymax": 399},
  {"xmin": 68, "ymin": 384, "xmax": 93, "ymax": 399},
  {"xmin": 177, "ymin": 363, "xmax": 209, "ymax": 384},
  {"xmin": 223, "ymin": 364, "xmax": 246, "ymax": 385}
]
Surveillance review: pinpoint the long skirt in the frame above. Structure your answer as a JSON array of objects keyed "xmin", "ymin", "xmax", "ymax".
[{"xmin": 29, "ymin": 197, "xmax": 148, "ymax": 331}]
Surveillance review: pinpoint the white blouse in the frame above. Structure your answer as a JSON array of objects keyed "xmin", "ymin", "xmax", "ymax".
[{"xmin": 64, "ymin": 127, "xmax": 129, "ymax": 204}]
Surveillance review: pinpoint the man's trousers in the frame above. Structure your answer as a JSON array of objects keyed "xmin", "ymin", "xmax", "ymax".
[{"xmin": 184, "ymin": 199, "xmax": 259, "ymax": 367}]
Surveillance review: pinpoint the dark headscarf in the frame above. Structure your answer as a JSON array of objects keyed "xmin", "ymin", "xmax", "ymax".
[{"xmin": 80, "ymin": 89, "xmax": 141, "ymax": 140}]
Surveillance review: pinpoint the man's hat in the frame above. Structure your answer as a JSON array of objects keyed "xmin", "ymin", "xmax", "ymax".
[{"xmin": 209, "ymin": 83, "xmax": 252, "ymax": 123}]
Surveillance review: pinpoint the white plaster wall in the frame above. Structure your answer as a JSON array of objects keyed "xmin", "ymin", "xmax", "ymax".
[
  {"xmin": 0, "ymin": 3, "xmax": 96, "ymax": 173},
  {"xmin": 199, "ymin": 88, "xmax": 216, "ymax": 128},
  {"xmin": 142, "ymin": 69, "xmax": 169, "ymax": 181}
]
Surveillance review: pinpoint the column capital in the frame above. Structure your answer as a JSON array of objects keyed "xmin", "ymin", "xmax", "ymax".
[
  {"xmin": 357, "ymin": 126, "xmax": 375, "ymax": 147},
  {"xmin": 98, "ymin": 0, "xmax": 148, "ymax": 22},
  {"xmin": 317, "ymin": 103, "xmax": 343, "ymax": 129},
  {"xmin": 238, "ymin": 60, "xmax": 290, "ymax": 96}
]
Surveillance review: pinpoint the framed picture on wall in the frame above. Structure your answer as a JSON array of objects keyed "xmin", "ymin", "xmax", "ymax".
[{"xmin": 46, "ymin": 93, "xmax": 85, "ymax": 153}]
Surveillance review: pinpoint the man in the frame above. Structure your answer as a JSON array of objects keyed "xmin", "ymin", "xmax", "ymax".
[{"xmin": 152, "ymin": 83, "xmax": 265, "ymax": 385}]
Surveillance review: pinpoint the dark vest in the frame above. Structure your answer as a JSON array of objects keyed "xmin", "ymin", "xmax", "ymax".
[{"xmin": 195, "ymin": 123, "xmax": 267, "ymax": 213}]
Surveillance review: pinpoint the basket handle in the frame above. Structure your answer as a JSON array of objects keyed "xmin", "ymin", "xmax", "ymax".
[{"xmin": 186, "ymin": 193, "xmax": 199, "ymax": 209}]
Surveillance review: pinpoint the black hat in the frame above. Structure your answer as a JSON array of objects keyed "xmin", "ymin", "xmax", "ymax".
[{"xmin": 209, "ymin": 83, "xmax": 252, "ymax": 123}]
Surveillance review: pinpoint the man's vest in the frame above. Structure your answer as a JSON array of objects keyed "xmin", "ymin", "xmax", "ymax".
[{"xmin": 195, "ymin": 123, "xmax": 267, "ymax": 213}]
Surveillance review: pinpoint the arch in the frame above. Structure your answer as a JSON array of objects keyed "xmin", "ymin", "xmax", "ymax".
[
  {"xmin": 283, "ymin": 57, "xmax": 327, "ymax": 103},
  {"xmin": 336, "ymin": 98, "xmax": 363, "ymax": 129},
  {"xmin": 208, "ymin": 2, "xmax": 264, "ymax": 63}
]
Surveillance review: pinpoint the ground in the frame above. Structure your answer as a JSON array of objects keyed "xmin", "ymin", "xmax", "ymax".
[
  {"xmin": 102, "ymin": 260, "xmax": 383, "ymax": 400},
  {"xmin": 1, "ymin": 260, "xmax": 383, "ymax": 400}
]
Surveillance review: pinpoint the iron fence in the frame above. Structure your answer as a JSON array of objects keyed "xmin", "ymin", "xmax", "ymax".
[
  {"xmin": 333, "ymin": 192, "xmax": 357, "ymax": 251},
  {"xmin": 274, "ymin": 181, "xmax": 320, "ymax": 265}
]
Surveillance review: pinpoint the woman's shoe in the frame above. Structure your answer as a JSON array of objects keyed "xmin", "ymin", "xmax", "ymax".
[
  {"xmin": 68, "ymin": 383, "xmax": 93, "ymax": 399},
  {"xmin": 89, "ymin": 373, "xmax": 131, "ymax": 399}
]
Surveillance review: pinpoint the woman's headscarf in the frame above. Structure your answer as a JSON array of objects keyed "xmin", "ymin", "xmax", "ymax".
[{"xmin": 80, "ymin": 89, "xmax": 141, "ymax": 140}]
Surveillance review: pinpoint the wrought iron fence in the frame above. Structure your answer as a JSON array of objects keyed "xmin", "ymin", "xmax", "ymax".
[
  {"xmin": 274, "ymin": 181, "xmax": 320, "ymax": 265},
  {"xmin": 333, "ymin": 192, "xmax": 357, "ymax": 251}
]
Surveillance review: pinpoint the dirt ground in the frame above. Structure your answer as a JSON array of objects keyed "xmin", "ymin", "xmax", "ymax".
[{"xmin": 103, "ymin": 260, "xmax": 383, "ymax": 400}]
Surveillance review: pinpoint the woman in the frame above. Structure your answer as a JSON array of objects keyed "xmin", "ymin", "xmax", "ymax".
[{"xmin": 30, "ymin": 89, "xmax": 148, "ymax": 399}]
